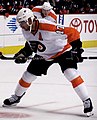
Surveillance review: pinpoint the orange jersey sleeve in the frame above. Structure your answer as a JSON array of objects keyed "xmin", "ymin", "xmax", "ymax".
[{"xmin": 64, "ymin": 27, "xmax": 80, "ymax": 43}]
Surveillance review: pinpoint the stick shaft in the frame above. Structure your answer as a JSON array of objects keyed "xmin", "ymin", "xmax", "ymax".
[
  {"xmin": 1, "ymin": 57, "xmax": 97, "ymax": 60},
  {"xmin": 83, "ymin": 57, "xmax": 97, "ymax": 59},
  {"xmin": 0, "ymin": 55, "xmax": 32, "ymax": 60},
  {"xmin": 0, "ymin": 53, "xmax": 97, "ymax": 60}
]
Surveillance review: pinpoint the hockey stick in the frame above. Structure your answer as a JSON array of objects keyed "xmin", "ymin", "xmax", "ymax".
[
  {"xmin": 0, "ymin": 52, "xmax": 97, "ymax": 60},
  {"xmin": 0, "ymin": 52, "xmax": 32, "ymax": 60}
]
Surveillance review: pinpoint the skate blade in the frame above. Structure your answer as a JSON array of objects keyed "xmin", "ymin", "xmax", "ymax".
[
  {"xmin": 2, "ymin": 103, "xmax": 18, "ymax": 107},
  {"xmin": 86, "ymin": 112, "xmax": 94, "ymax": 117}
]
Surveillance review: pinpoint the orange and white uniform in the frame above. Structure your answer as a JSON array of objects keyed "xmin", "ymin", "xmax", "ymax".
[
  {"xmin": 32, "ymin": 6, "xmax": 80, "ymax": 44},
  {"xmin": 64, "ymin": 27, "xmax": 80, "ymax": 43},
  {"xmin": 22, "ymin": 19, "xmax": 71, "ymax": 60},
  {"xmin": 17, "ymin": 19, "xmax": 89, "ymax": 104},
  {"xmin": 32, "ymin": 6, "xmax": 57, "ymax": 23}
]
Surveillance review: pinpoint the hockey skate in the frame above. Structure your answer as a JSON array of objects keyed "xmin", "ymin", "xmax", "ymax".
[
  {"xmin": 83, "ymin": 98, "xmax": 94, "ymax": 117},
  {"xmin": 2, "ymin": 93, "xmax": 25, "ymax": 107}
]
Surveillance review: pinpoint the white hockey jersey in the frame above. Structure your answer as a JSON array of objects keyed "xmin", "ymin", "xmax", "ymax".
[
  {"xmin": 32, "ymin": 6, "xmax": 57, "ymax": 23},
  {"xmin": 22, "ymin": 19, "xmax": 71, "ymax": 60}
]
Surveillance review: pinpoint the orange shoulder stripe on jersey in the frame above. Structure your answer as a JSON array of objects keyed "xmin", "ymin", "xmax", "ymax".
[
  {"xmin": 49, "ymin": 43, "xmax": 71, "ymax": 59},
  {"xmin": 19, "ymin": 78, "xmax": 31, "ymax": 88},
  {"xmin": 71, "ymin": 76, "xmax": 84, "ymax": 88},
  {"xmin": 48, "ymin": 12, "xmax": 57, "ymax": 21},
  {"xmin": 39, "ymin": 23, "xmax": 56, "ymax": 32},
  {"xmin": 32, "ymin": 8, "xmax": 41, "ymax": 12}
]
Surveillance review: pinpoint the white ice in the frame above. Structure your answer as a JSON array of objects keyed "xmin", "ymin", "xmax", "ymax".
[{"xmin": 0, "ymin": 48, "xmax": 97, "ymax": 120}]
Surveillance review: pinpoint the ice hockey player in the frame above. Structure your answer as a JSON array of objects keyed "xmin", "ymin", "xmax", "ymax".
[
  {"xmin": 3, "ymin": 8, "xmax": 93, "ymax": 117},
  {"xmin": 32, "ymin": 2, "xmax": 57, "ymax": 23},
  {"xmin": 32, "ymin": 2, "xmax": 84, "ymax": 63}
]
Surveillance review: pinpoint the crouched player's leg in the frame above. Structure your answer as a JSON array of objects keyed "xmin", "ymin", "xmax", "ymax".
[
  {"xmin": 64, "ymin": 68, "xmax": 93, "ymax": 116},
  {"xmin": 3, "ymin": 55, "xmax": 53, "ymax": 107},
  {"xmin": 3, "ymin": 71, "xmax": 37, "ymax": 107},
  {"xmin": 57, "ymin": 51, "xmax": 94, "ymax": 117}
]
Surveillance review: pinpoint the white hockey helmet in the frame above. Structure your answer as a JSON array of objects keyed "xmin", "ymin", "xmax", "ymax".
[
  {"xmin": 16, "ymin": 8, "xmax": 34, "ymax": 23},
  {"xmin": 42, "ymin": 2, "xmax": 53, "ymax": 10}
]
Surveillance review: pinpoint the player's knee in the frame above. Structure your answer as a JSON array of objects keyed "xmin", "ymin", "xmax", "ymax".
[
  {"xmin": 64, "ymin": 68, "xmax": 80, "ymax": 82},
  {"xmin": 22, "ymin": 71, "xmax": 37, "ymax": 83}
]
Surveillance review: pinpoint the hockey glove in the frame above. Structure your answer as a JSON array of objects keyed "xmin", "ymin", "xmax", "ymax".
[
  {"xmin": 14, "ymin": 42, "xmax": 33, "ymax": 64},
  {"xmin": 14, "ymin": 52, "xmax": 28, "ymax": 64},
  {"xmin": 70, "ymin": 39, "xmax": 84, "ymax": 62},
  {"xmin": 71, "ymin": 48, "xmax": 84, "ymax": 62}
]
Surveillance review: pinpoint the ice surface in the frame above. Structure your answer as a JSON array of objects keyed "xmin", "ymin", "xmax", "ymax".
[{"xmin": 0, "ymin": 48, "xmax": 97, "ymax": 120}]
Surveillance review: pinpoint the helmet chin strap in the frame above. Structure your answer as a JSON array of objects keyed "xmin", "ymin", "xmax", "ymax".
[
  {"xmin": 26, "ymin": 21, "xmax": 32, "ymax": 32},
  {"xmin": 29, "ymin": 24, "xmax": 32, "ymax": 32},
  {"xmin": 27, "ymin": 16, "xmax": 34, "ymax": 32}
]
